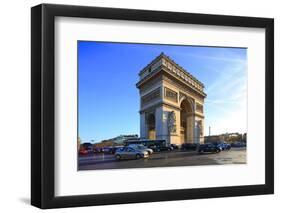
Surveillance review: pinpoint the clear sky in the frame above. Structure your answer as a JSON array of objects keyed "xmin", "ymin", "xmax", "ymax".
[{"xmin": 78, "ymin": 41, "xmax": 247, "ymax": 143}]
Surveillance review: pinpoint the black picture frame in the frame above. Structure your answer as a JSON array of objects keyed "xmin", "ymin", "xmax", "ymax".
[{"xmin": 31, "ymin": 3, "xmax": 274, "ymax": 209}]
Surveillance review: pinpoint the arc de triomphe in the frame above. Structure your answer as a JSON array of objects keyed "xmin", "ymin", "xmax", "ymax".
[{"xmin": 136, "ymin": 53, "xmax": 206, "ymax": 145}]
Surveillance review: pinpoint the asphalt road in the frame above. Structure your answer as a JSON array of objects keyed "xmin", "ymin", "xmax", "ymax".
[{"xmin": 78, "ymin": 147, "xmax": 246, "ymax": 171}]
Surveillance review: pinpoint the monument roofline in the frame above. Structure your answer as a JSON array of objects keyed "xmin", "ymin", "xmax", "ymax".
[{"xmin": 138, "ymin": 52, "xmax": 205, "ymax": 88}]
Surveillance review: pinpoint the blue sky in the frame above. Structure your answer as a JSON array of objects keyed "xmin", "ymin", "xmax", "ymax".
[{"xmin": 78, "ymin": 41, "xmax": 247, "ymax": 143}]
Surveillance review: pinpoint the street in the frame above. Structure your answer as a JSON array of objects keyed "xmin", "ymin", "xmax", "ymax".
[{"xmin": 78, "ymin": 147, "xmax": 246, "ymax": 170}]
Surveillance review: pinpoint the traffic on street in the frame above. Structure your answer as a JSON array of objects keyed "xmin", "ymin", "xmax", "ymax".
[{"xmin": 78, "ymin": 141, "xmax": 246, "ymax": 170}]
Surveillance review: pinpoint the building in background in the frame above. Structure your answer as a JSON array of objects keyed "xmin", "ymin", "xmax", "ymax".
[
  {"xmin": 111, "ymin": 134, "xmax": 139, "ymax": 144},
  {"xmin": 92, "ymin": 134, "xmax": 139, "ymax": 148},
  {"xmin": 204, "ymin": 132, "xmax": 246, "ymax": 143}
]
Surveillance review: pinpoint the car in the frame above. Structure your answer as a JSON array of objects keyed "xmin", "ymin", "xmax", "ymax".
[
  {"xmin": 212, "ymin": 142, "xmax": 231, "ymax": 150},
  {"xmin": 170, "ymin": 144, "xmax": 179, "ymax": 150},
  {"xmin": 102, "ymin": 147, "xmax": 123, "ymax": 154},
  {"xmin": 112, "ymin": 146, "xmax": 125, "ymax": 154},
  {"xmin": 79, "ymin": 149, "xmax": 88, "ymax": 155},
  {"xmin": 221, "ymin": 143, "xmax": 231, "ymax": 150},
  {"xmin": 149, "ymin": 144, "xmax": 173, "ymax": 152},
  {"xmin": 181, "ymin": 143, "xmax": 198, "ymax": 151},
  {"xmin": 128, "ymin": 144, "xmax": 153, "ymax": 155},
  {"xmin": 231, "ymin": 142, "xmax": 246, "ymax": 147},
  {"xmin": 93, "ymin": 147, "xmax": 102, "ymax": 153},
  {"xmin": 102, "ymin": 147, "xmax": 113, "ymax": 154},
  {"xmin": 115, "ymin": 147, "xmax": 149, "ymax": 160},
  {"xmin": 198, "ymin": 143, "xmax": 222, "ymax": 154}
]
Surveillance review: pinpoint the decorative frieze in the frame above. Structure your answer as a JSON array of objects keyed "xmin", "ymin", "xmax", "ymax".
[
  {"xmin": 141, "ymin": 87, "xmax": 161, "ymax": 107},
  {"xmin": 162, "ymin": 57, "xmax": 204, "ymax": 92},
  {"xmin": 164, "ymin": 87, "xmax": 178, "ymax": 103},
  {"xmin": 165, "ymin": 75, "xmax": 206, "ymax": 101},
  {"xmin": 138, "ymin": 53, "xmax": 205, "ymax": 96},
  {"xmin": 138, "ymin": 75, "xmax": 162, "ymax": 93}
]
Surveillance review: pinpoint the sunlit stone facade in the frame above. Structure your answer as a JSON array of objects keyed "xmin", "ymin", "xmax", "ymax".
[{"xmin": 136, "ymin": 53, "xmax": 206, "ymax": 145}]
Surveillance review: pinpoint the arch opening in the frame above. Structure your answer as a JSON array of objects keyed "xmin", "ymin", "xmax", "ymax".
[
  {"xmin": 180, "ymin": 99, "xmax": 193, "ymax": 144},
  {"xmin": 147, "ymin": 113, "xmax": 156, "ymax": 140}
]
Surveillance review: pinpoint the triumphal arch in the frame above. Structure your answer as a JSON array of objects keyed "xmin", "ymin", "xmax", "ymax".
[{"xmin": 136, "ymin": 53, "xmax": 206, "ymax": 145}]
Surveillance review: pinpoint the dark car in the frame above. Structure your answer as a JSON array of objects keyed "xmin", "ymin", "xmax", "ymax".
[
  {"xmin": 231, "ymin": 142, "xmax": 246, "ymax": 147},
  {"xmin": 149, "ymin": 144, "xmax": 173, "ymax": 152},
  {"xmin": 170, "ymin": 144, "xmax": 179, "ymax": 150},
  {"xmin": 198, "ymin": 143, "xmax": 222, "ymax": 154},
  {"xmin": 102, "ymin": 147, "xmax": 116, "ymax": 154},
  {"xmin": 212, "ymin": 142, "xmax": 231, "ymax": 150},
  {"xmin": 93, "ymin": 147, "xmax": 102, "ymax": 153},
  {"xmin": 110, "ymin": 147, "xmax": 124, "ymax": 154},
  {"xmin": 181, "ymin": 143, "xmax": 198, "ymax": 151},
  {"xmin": 102, "ymin": 147, "xmax": 123, "ymax": 154},
  {"xmin": 221, "ymin": 143, "xmax": 231, "ymax": 150},
  {"xmin": 81, "ymin": 143, "xmax": 93, "ymax": 153}
]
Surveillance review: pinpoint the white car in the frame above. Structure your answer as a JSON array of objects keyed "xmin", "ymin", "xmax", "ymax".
[{"xmin": 128, "ymin": 144, "xmax": 153, "ymax": 155}]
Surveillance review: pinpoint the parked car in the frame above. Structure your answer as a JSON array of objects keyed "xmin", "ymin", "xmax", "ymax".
[
  {"xmin": 170, "ymin": 144, "xmax": 179, "ymax": 150},
  {"xmin": 128, "ymin": 144, "xmax": 153, "ymax": 155},
  {"xmin": 115, "ymin": 147, "xmax": 149, "ymax": 160},
  {"xmin": 181, "ymin": 143, "xmax": 198, "ymax": 151},
  {"xmin": 198, "ymin": 143, "xmax": 222, "ymax": 154}
]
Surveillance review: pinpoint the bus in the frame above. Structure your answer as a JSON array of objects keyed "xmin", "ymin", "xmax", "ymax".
[{"xmin": 124, "ymin": 139, "xmax": 172, "ymax": 152}]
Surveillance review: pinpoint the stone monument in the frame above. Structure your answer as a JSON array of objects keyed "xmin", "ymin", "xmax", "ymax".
[{"xmin": 136, "ymin": 53, "xmax": 206, "ymax": 145}]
